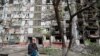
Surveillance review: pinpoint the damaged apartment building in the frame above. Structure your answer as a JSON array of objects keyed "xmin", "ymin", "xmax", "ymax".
[
  {"xmin": 41, "ymin": 0, "xmax": 77, "ymax": 47},
  {"xmin": 0, "ymin": 0, "xmax": 99, "ymax": 47},
  {"xmin": 76, "ymin": 0, "xmax": 100, "ymax": 44},
  {"xmin": 0, "ymin": 0, "xmax": 43, "ymax": 45},
  {"xmin": 0, "ymin": 0, "xmax": 64, "ymax": 46},
  {"xmin": 0, "ymin": 0, "xmax": 63, "ymax": 46}
]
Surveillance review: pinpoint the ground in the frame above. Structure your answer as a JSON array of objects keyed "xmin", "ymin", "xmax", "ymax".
[
  {"xmin": 0, "ymin": 45, "xmax": 48, "ymax": 56},
  {"xmin": 0, "ymin": 44, "xmax": 82, "ymax": 56}
]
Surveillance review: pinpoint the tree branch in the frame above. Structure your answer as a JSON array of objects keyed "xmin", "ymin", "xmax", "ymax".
[
  {"xmin": 71, "ymin": 1, "xmax": 96, "ymax": 19},
  {"xmin": 66, "ymin": 0, "xmax": 72, "ymax": 18}
]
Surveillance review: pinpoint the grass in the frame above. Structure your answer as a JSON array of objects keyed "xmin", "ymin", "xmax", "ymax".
[
  {"xmin": 42, "ymin": 47, "xmax": 62, "ymax": 56},
  {"xmin": 81, "ymin": 43, "xmax": 100, "ymax": 56}
]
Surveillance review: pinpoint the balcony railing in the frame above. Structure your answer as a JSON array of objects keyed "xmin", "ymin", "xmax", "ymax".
[
  {"xmin": 11, "ymin": 22, "xmax": 21, "ymax": 27},
  {"xmin": 87, "ymin": 31, "xmax": 100, "ymax": 39},
  {"xmin": 86, "ymin": 25, "xmax": 98, "ymax": 30}
]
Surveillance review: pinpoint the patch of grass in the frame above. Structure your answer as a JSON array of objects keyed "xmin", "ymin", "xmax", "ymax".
[
  {"xmin": 81, "ymin": 43, "xmax": 100, "ymax": 56},
  {"xmin": 43, "ymin": 47, "xmax": 62, "ymax": 56}
]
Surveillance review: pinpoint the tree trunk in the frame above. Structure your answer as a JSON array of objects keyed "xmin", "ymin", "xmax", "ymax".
[{"xmin": 52, "ymin": 0, "xmax": 66, "ymax": 56}]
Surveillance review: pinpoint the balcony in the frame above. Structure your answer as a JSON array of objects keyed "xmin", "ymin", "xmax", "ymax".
[
  {"xmin": 11, "ymin": 32, "xmax": 22, "ymax": 35},
  {"xmin": 11, "ymin": 22, "xmax": 21, "ymax": 27},
  {"xmin": 86, "ymin": 25, "xmax": 98, "ymax": 30},
  {"xmin": 11, "ymin": 31, "xmax": 21, "ymax": 35},
  {"xmin": 87, "ymin": 30, "xmax": 100, "ymax": 39},
  {"xmin": 88, "ymin": 34, "xmax": 100, "ymax": 39}
]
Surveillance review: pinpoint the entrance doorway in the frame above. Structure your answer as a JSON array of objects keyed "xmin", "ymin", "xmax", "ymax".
[
  {"xmin": 36, "ymin": 37, "xmax": 43, "ymax": 44},
  {"xmin": 28, "ymin": 37, "xmax": 32, "ymax": 42}
]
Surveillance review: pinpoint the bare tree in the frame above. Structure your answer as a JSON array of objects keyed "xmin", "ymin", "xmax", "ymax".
[
  {"xmin": 51, "ymin": 0, "xmax": 96, "ymax": 56},
  {"xmin": 65, "ymin": 0, "xmax": 96, "ymax": 56},
  {"xmin": 43, "ymin": 0, "xmax": 96, "ymax": 56},
  {"xmin": 52, "ymin": 0, "xmax": 66, "ymax": 56}
]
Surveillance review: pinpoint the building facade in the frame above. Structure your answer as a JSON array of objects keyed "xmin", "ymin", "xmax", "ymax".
[
  {"xmin": 0, "ymin": 0, "xmax": 41, "ymax": 44},
  {"xmin": 76, "ymin": 0, "xmax": 100, "ymax": 44}
]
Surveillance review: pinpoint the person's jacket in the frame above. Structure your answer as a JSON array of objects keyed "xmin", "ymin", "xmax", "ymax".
[{"xmin": 28, "ymin": 43, "xmax": 38, "ymax": 55}]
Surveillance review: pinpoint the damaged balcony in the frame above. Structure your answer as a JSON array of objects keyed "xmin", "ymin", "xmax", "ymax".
[
  {"xmin": 11, "ymin": 23, "xmax": 21, "ymax": 27},
  {"xmin": 87, "ymin": 30, "xmax": 100, "ymax": 39},
  {"xmin": 86, "ymin": 18, "xmax": 97, "ymax": 22},
  {"xmin": 85, "ymin": 22, "xmax": 98, "ymax": 30},
  {"xmin": 11, "ymin": 21, "xmax": 21, "ymax": 27},
  {"xmin": 86, "ymin": 25, "xmax": 98, "ymax": 30},
  {"xmin": 10, "ymin": 30, "xmax": 22, "ymax": 35}
]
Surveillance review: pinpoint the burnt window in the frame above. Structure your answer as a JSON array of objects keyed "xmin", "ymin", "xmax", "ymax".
[
  {"xmin": 54, "ymin": 26, "xmax": 59, "ymax": 31},
  {"xmin": 25, "ymin": 20, "xmax": 28, "ymax": 24},
  {"xmin": 88, "ymin": 0, "xmax": 92, "ymax": 2},
  {"xmin": 0, "ymin": 0, "xmax": 5, "ymax": 5},
  {"xmin": 37, "ymin": 37, "xmax": 43, "ymax": 44},
  {"xmin": 80, "ymin": 39, "xmax": 84, "ymax": 44},
  {"xmin": 62, "ymin": 0, "xmax": 67, "ymax": 2},
  {"xmin": 64, "ymin": 6, "xmax": 68, "ymax": 11},
  {"xmin": 76, "ymin": 0, "xmax": 80, "ymax": 3},
  {"xmin": 46, "ymin": 36, "xmax": 50, "ymax": 40},
  {"xmin": 90, "ymin": 30, "xmax": 95, "ymax": 34},
  {"xmin": 28, "ymin": 37, "xmax": 32, "ymax": 42},
  {"xmin": 46, "ymin": 0, "xmax": 50, "ymax": 3},
  {"xmin": 77, "ymin": 13, "xmax": 82, "ymax": 18},
  {"xmin": 90, "ymin": 38, "xmax": 96, "ymax": 43},
  {"xmin": 88, "ymin": 22, "xmax": 94, "ymax": 26},
  {"xmin": 0, "ymin": 7, "xmax": 3, "ymax": 10},
  {"xmin": 9, "ymin": 0, "xmax": 13, "ymax": 4},
  {"xmin": 55, "ymin": 35, "xmax": 61, "ymax": 42},
  {"xmin": 7, "ymin": 14, "xmax": 11, "ymax": 17},
  {"xmin": 28, "ymin": 0, "xmax": 30, "ymax": 3}
]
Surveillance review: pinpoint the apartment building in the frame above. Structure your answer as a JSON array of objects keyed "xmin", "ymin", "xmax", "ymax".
[
  {"xmin": 41, "ymin": 0, "xmax": 78, "ymax": 47},
  {"xmin": 76, "ymin": 0, "xmax": 100, "ymax": 44},
  {"xmin": 0, "ymin": 0, "xmax": 41, "ymax": 44}
]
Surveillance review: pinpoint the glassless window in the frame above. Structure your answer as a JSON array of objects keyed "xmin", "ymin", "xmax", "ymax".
[
  {"xmin": 9, "ymin": 0, "xmax": 13, "ymax": 4},
  {"xmin": 33, "ymin": 20, "xmax": 41, "ymax": 26}
]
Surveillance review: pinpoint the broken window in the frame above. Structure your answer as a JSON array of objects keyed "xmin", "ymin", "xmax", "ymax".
[
  {"xmin": 28, "ymin": 0, "xmax": 30, "ymax": 3},
  {"xmin": 0, "ymin": 7, "xmax": 3, "ymax": 10},
  {"xmin": 35, "ymin": 0, "xmax": 42, "ymax": 5},
  {"xmin": 46, "ymin": 36, "xmax": 50, "ymax": 40},
  {"xmin": 90, "ymin": 38, "xmax": 96, "ymax": 43},
  {"xmin": 64, "ymin": 6, "xmax": 68, "ymax": 11},
  {"xmin": 9, "ymin": 0, "xmax": 13, "ymax": 4},
  {"xmin": 33, "ymin": 20, "xmax": 41, "ymax": 26},
  {"xmin": 62, "ymin": 0, "xmax": 67, "ymax": 2},
  {"xmin": 90, "ymin": 30, "xmax": 95, "ymax": 35},
  {"xmin": 80, "ymin": 39, "xmax": 84, "ymax": 44},
  {"xmin": 76, "ymin": 0, "xmax": 80, "ymax": 3},
  {"xmin": 34, "ymin": 13, "xmax": 41, "ymax": 19},
  {"xmin": 36, "ymin": 37, "xmax": 43, "ymax": 44},
  {"xmin": 7, "ymin": 14, "xmax": 11, "ymax": 17},
  {"xmin": 53, "ymin": 26, "xmax": 59, "ymax": 31},
  {"xmin": 0, "ymin": 0, "xmax": 5, "ymax": 5},
  {"xmin": 34, "ymin": 6, "xmax": 41, "ymax": 12},
  {"xmin": 55, "ymin": 35, "xmax": 61, "ymax": 42},
  {"xmin": 88, "ymin": 22, "xmax": 94, "ymax": 26},
  {"xmin": 46, "ymin": 0, "xmax": 50, "ymax": 3},
  {"xmin": 88, "ymin": 0, "xmax": 93, "ymax": 2},
  {"xmin": 47, "ymin": 6, "xmax": 50, "ymax": 9}
]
